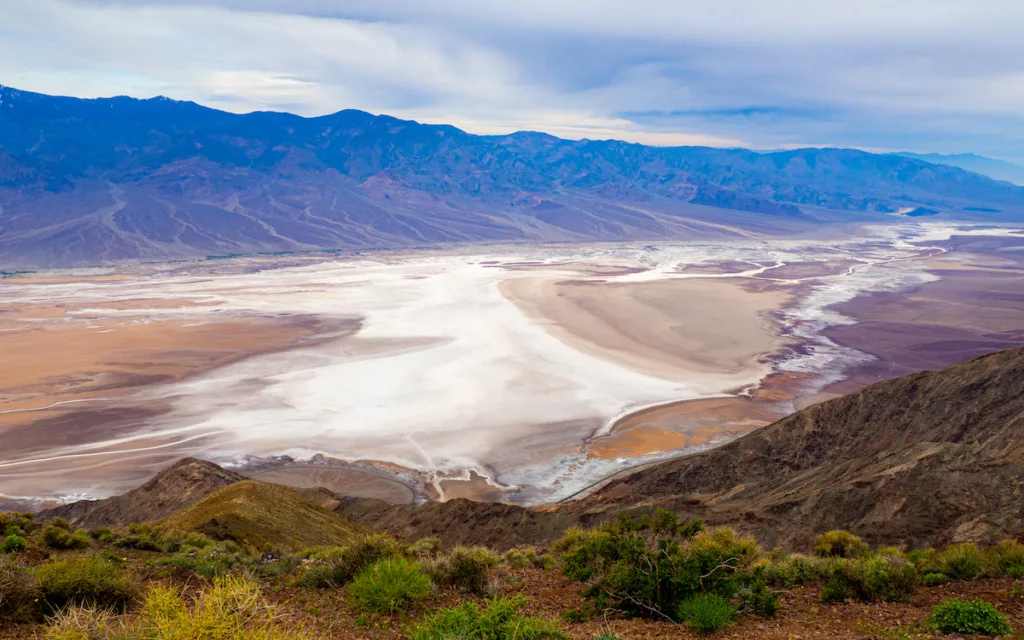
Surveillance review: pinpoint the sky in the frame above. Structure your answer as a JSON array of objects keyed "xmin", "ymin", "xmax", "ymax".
[{"xmin": 3, "ymin": 0, "xmax": 1024, "ymax": 161}]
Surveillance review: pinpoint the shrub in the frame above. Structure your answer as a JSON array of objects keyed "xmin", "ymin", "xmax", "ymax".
[
  {"xmin": 935, "ymin": 543, "xmax": 983, "ymax": 580},
  {"xmin": 737, "ymin": 580, "xmax": 779, "ymax": 617},
  {"xmin": 113, "ymin": 523, "xmax": 168, "ymax": 552},
  {"xmin": 983, "ymin": 539, "xmax": 1024, "ymax": 577},
  {"xmin": 677, "ymin": 594, "xmax": 735, "ymax": 634},
  {"xmin": 41, "ymin": 525, "xmax": 91, "ymax": 550},
  {"xmin": 296, "ymin": 534, "xmax": 406, "ymax": 588},
  {"xmin": 428, "ymin": 546, "xmax": 500, "ymax": 594},
  {"xmin": 929, "ymin": 598, "xmax": 1012, "ymax": 636},
  {"xmin": 1, "ymin": 555, "xmax": 40, "ymax": 621},
  {"xmin": 554, "ymin": 514, "xmax": 756, "ymax": 621},
  {"xmin": 35, "ymin": 555, "xmax": 138, "ymax": 614},
  {"xmin": 503, "ymin": 547, "xmax": 555, "ymax": 570},
  {"xmin": 757, "ymin": 554, "xmax": 833, "ymax": 587},
  {"xmin": 820, "ymin": 578, "xmax": 847, "ymax": 604},
  {"xmin": 832, "ymin": 555, "xmax": 917, "ymax": 603},
  {"xmin": 0, "ymin": 535, "xmax": 27, "ymax": 554},
  {"xmin": 154, "ymin": 541, "xmax": 250, "ymax": 577},
  {"xmin": 347, "ymin": 557, "xmax": 432, "ymax": 614},
  {"xmin": 814, "ymin": 530, "xmax": 867, "ymax": 558},
  {"xmin": 0, "ymin": 512, "xmax": 35, "ymax": 537},
  {"xmin": 410, "ymin": 537, "xmax": 440, "ymax": 559},
  {"xmin": 44, "ymin": 575, "xmax": 307, "ymax": 640},
  {"xmin": 921, "ymin": 572, "xmax": 949, "ymax": 587},
  {"xmin": 410, "ymin": 596, "xmax": 566, "ymax": 640}
]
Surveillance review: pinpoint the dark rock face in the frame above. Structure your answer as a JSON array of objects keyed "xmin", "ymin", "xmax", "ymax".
[
  {"xmin": 39, "ymin": 458, "xmax": 244, "ymax": 528},
  {"xmin": 573, "ymin": 345, "xmax": 1024, "ymax": 549},
  {"xmin": 2, "ymin": 85, "xmax": 1023, "ymax": 268}
]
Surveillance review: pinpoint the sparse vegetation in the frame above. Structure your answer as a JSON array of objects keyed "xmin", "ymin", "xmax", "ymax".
[
  {"xmin": 0, "ymin": 555, "xmax": 40, "ymax": 621},
  {"xmin": 830, "ymin": 554, "xmax": 918, "ymax": 603},
  {"xmin": 410, "ymin": 596, "xmax": 567, "ymax": 640},
  {"xmin": 40, "ymin": 524, "xmax": 91, "ymax": 550},
  {"xmin": 35, "ymin": 555, "xmax": 138, "ymax": 614},
  {"xmin": 44, "ymin": 574, "xmax": 308, "ymax": 639},
  {"xmin": 1, "ymin": 534, "xmax": 27, "ymax": 553},
  {"xmin": 678, "ymin": 594, "xmax": 735, "ymax": 633},
  {"xmin": 929, "ymin": 598, "xmax": 1012, "ymax": 636},
  {"xmin": 347, "ymin": 557, "xmax": 432, "ymax": 614},
  {"xmin": 428, "ymin": 546, "xmax": 500, "ymax": 594},
  {"xmin": 921, "ymin": 572, "xmax": 949, "ymax": 587},
  {"xmin": 934, "ymin": 543, "xmax": 983, "ymax": 580},
  {"xmin": 296, "ymin": 534, "xmax": 407, "ymax": 588},
  {"xmin": 814, "ymin": 530, "xmax": 868, "ymax": 559}
]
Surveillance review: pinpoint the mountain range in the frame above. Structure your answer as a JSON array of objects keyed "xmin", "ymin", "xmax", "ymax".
[
  {"xmin": 2, "ymin": 85, "xmax": 1023, "ymax": 268},
  {"xmin": 897, "ymin": 152, "xmax": 1024, "ymax": 186}
]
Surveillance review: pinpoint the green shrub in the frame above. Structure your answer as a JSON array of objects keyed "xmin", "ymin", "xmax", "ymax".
[
  {"xmin": 347, "ymin": 557, "xmax": 432, "ymax": 614},
  {"xmin": 677, "ymin": 594, "xmax": 735, "ymax": 634},
  {"xmin": 832, "ymin": 555, "xmax": 917, "ymax": 603},
  {"xmin": 1, "ymin": 555, "xmax": 40, "ymax": 621},
  {"xmin": 0, "ymin": 535, "xmax": 27, "ymax": 554},
  {"xmin": 813, "ymin": 530, "xmax": 867, "ymax": 558},
  {"xmin": 40, "ymin": 525, "xmax": 91, "ymax": 550},
  {"xmin": 297, "ymin": 534, "xmax": 406, "ymax": 588},
  {"xmin": 921, "ymin": 572, "xmax": 949, "ymax": 587},
  {"xmin": 35, "ymin": 555, "xmax": 138, "ymax": 614},
  {"xmin": 112, "ymin": 523, "xmax": 168, "ymax": 552},
  {"xmin": 983, "ymin": 539, "xmax": 1024, "ymax": 577},
  {"xmin": 428, "ymin": 546, "xmax": 500, "ymax": 594},
  {"xmin": 820, "ymin": 578, "xmax": 847, "ymax": 604},
  {"xmin": 935, "ymin": 543, "xmax": 982, "ymax": 580},
  {"xmin": 0, "ymin": 512, "xmax": 35, "ymax": 538},
  {"xmin": 410, "ymin": 596, "xmax": 566, "ymax": 640},
  {"xmin": 929, "ymin": 598, "xmax": 1012, "ymax": 636},
  {"xmin": 554, "ymin": 514, "xmax": 756, "ymax": 621},
  {"xmin": 737, "ymin": 580, "xmax": 779, "ymax": 617}
]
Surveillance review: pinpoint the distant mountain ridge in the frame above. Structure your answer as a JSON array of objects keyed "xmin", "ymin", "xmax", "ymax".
[
  {"xmin": 2, "ymin": 85, "xmax": 1023, "ymax": 267},
  {"xmin": 896, "ymin": 152, "xmax": 1024, "ymax": 186}
]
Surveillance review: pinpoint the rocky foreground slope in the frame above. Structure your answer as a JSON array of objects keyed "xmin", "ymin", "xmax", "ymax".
[{"xmin": 42, "ymin": 345, "xmax": 1024, "ymax": 550}]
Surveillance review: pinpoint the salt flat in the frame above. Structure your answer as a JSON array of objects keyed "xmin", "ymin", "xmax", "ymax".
[{"xmin": 2, "ymin": 222, "xmax": 1022, "ymax": 506}]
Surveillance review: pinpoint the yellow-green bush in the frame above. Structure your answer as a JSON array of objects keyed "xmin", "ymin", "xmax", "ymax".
[
  {"xmin": 347, "ymin": 557, "xmax": 432, "ymax": 614},
  {"xmin": 35, "ymin": 555, "xmax": 138, "ymax": 614},
  {"xmin": 503, "ymin": 547, "xmax": 555, "ymax": 570},
  {"xmin": 982, "ymin": 539, "xmax": 1024, "ymax": 577},
  {"xmin": 410, "ymin": 596, "xmax": 566, "ymax": 640},
  {"xmin": 296, "ymin": 534, "xmax": 406, "ymax": 588},
  {"xmin": 934, "ymin": 543, "xmax": 983, "ymax": 580},
  {"xmin": 428, "ymin": 546, "xmax": 500, "ymax": 594},
  {"xmin": 826, "ymin": 554, "xmax": 918, "ymax": 603},
  {"xmin": 813, "ymin": 530, "xmax": 867, "ymax": 559},
  {"xmin": 1, "ymin": 555, "xmax": 40, "ymax": 621},
  {"xmin": 45, "ymin": 575, "xmax": 309, "ymax": 640},
  {"xmin": 41, "ymin": 525, "xmax": 91, "ymax": 551}
]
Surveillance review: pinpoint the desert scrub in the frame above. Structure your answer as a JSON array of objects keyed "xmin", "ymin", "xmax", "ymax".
[
  {"xmin": 503, "ymin": 547, "xmax": 555, "ymax": 570},
  {"xmin": 45, "ymin": 574, "xmax": 308, "ymax": 640},
  {"xmin": 554, "ymin": 512, "xmax": 759, "ymax": 621},
  {"xmin": 0, "ymin": 534, "xmax": 27, "ymax": 554},
  {"xmin": 934, "ymin": 543, "xmax": 983, "ymax": 580},
  {"xmin": 678, "ymin": 594, "xmax": 735, "ymax": 633},
  {"xmin": 831, "ymin": 554, "xmax": 918, "ymax": 603},
  {"xmin": 347, "ymin": 557, "xmax": 432, "ymax": 614},
  {"xmin": 35, "ymin": 555, "xmax": 138, "ymax": 614},
  {"xmin": 428, "ymin": 546, "xmax": 500, "ymax": 594},
  {"xmin": 40, "ymin": 524, "xmax": 91, "ymax": 551},
  {"xmin": 409, "ymin": 537, "xmax": 441, "ymax": 559},
  {"xmin": 0, "ymin": 512, "xmax": 36, "ymax": 538},
  {"xmin": 921, "ymin": 572, "xmax": 949, "ymax": 587},
  {"xmin": 410, "ymin": 596, "xmax": 566, "ymax": 640},
  {"xmin": 0, "ymin": 555, "xmax": 40, "ymax": 621},
  {"xmin": 814, "ymin": 530, "xmax": 868, "ymax": 558},
  {"xmin": 757, "ymin": 553, "xmax": 833, "ymax": 587},
  {"xmin": 154, "ymin": 540, "xmax": 251, "ymax": 577},
  {"xmin": 736, "ymin": 580, "xmax": 779, "ymax": 617},
  {"xmin": 983, "ymin": 539, "xmax": 1024, "ymax": 577},
  {"xmin": 297, "ymin": 533, "xmax": 406, "ymax": 588},
  {"xmin": 929, "ymin": 598, "xmax": 1012, "ymax": 636}
]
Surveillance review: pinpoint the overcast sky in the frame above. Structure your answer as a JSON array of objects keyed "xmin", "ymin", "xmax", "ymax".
[{"xmin": 3, "ymin": 0, "xmax": 1023, "ymax": 161}]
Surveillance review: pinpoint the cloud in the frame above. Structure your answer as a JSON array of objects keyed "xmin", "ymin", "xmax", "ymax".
[{"xmin": 2, "ymin": 0, "xmax": 1024, "ymax": 161}]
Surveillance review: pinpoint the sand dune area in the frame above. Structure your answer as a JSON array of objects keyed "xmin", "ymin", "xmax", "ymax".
[{"xmin": 3, "ymin": 222, "xmax": 1023, "ymax": 506}]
